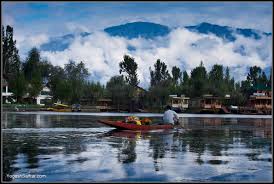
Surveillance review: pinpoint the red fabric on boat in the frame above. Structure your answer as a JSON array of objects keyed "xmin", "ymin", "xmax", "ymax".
[{"xmin": 98, "ymin": 120, "xmax": 173, "ymax": 130}]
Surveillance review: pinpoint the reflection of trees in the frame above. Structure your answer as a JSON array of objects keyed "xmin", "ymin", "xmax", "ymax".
[
  {"xmin": 148, "ymin": 132, "xmax": 175, "ymax": 171},
  {"xmin": 3, "ymin": 133, "xmax": 20, "ymax": 181},
  {"xmin": 20, "ymin": 133, "xmax": 40, "ymax": 169},
  {"xmin": 101, "ymin": 129, "xmax": 138, "ymax": 163},
  {"xmin": 235, "ymin": 130, "xmax": 272, "ymax": 161},
  {"xmin": 117, "ymin": 140, "xmax": 137, "ymax": 163},
  {"xmin": 60, "ymin": 134, "xmax": 87, "ymax": 155},
  {"xmin": 149, "ymin": 133, "xmax": 166, "ymax": 160},
  {"xmin": 102, "ymin": 124, "xmax": 272, "ymax": 172}
]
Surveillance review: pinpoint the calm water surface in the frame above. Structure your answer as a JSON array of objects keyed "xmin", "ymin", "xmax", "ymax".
[{"xmin": 2, "ymin": 112, "xmax": 272, "ymax": 182}]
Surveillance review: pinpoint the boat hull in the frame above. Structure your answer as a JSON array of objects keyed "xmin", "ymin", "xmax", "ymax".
[{"xmin": 98, "ymin": 120, "xmax": 173, "ymax": 130}]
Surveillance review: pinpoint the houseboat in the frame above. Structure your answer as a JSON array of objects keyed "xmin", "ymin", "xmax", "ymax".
[
  {"xmin": 189, "ymin": 94, "xmax": 230, "ymax": 114},
  {"xmin": 96, "ymin": 98, "xmax": 115, "ymax": 112},
  {"xmin": 239, "ymin": 90, "xmax": 272, "ymax": 115},
  {"xmin": 169, "ymin": 94, "xmax": 190, "ymax": 112}
]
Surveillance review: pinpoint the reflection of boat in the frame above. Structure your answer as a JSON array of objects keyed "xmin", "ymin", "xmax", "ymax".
[
  {"xmin": 47, "ymin": 103, "xmax": 71, "ymax": 112},
  {"xmin": 101, "ymin": 129, "xmax": 144, "ymax": 139},
  {"xmin": 98, "ymin": 120, "xmax": 173, "ymax": 130},
  {"xmin": 100, "ymin": 129, "xmax": 172, "ymax": 140}
]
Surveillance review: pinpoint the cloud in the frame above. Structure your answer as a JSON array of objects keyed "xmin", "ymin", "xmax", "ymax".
[
  {"xmin": 65, "ymin": 22, "xmax": 90, "ymax": 33},
  {"xmin": 15, "ymin": 33, "xmax": 49, "ymax": 59},
  {"xmin": 39, "ymin": 28, "xmax": 272, "ymax": 89}
]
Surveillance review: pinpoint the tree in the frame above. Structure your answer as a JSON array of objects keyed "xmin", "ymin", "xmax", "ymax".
[
  {"xmin": 40, "ymin": 59, "xmax": 54, "ymax": 83},
  {"xmin": 119, "ymin": 55, "xmax": 139, "ymax": 86},
  {"xmin": 189, "ymin": 61, "xmax": 208, "ymax": 97},
  {"xmin": 55, "ymin": 80, "xmax": 72, "ymax": 103},
  {"xmin": 267, "ymin": 68, "xmax": 272, "ymax": 88},
  {"xmin": 179, "ymin": 71, "xmax": 190, "ymax": 96},
  {"xmin": 24, "ymin": 48, "xmax": 41, "ymax": 81},
  {"xmin": 208, "ymin": 64, "xmax": 224, "ymax": 96},
  {"xmin": 149, "ymin": 59, "xmax": 170, "ymax": 86},
  {"xmin": 246, "ymin": 66, "xmax": 262, "ymax": 87},
  {"xmin": 230, "ymin": 82, "xmax": 246, "ymax": 106},
  {"xmin": 83, "ymin": 81, "xmax": 105, "ymax": 105},
  {"xmin": 106, "ymin": 75, "xmax": 130, "ymax": 111},
  {"xmin": 2, "ymin": 25, "xmax": 20, "ymax": 80},
  {"xmin": 23, "ymin": 48, "xmax": 43, "ymax": 101},
  {"xmin": 9, "ymin": 70, "xmax": 27, "ymax": 103},
  {"xmin": 171, "ymin": 66, "xmax": 182, "ymax": 85},
  {"xmin": 258, "ymin": 71, "xmax": 268, "ymax": 88},
  {"xmin": 224, "ymin": 66, "xmax": 230, "ymax": 82},
  {"xmin": 48, "ymin": 65, "xmax": 66, "ymax": 102},
  {"xmin": 64, "ymin": 60, "xmax": 89, "ymax": 104}
]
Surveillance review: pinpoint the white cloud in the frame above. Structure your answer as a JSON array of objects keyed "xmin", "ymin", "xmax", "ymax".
[
  {"xmin": 15, "ymin": 33, "xmax": 49, "ymax": 59},
  {"xmin": 65, "ymin": 22, "xmax": 90, "ymax": 33},
  {"xmin": 37, "ymin": 28, "xmax": 272, "ymax": 89}
]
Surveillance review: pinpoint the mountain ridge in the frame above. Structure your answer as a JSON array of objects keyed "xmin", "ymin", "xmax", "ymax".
[{"xmin": 40, "ymin": 21, "xmax": 271, "ymax": 52}]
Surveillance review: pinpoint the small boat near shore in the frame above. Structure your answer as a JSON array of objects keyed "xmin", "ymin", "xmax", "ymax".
[{"xmin": 98, "ymin": 120, "xmax": 173, "ymax": 130}]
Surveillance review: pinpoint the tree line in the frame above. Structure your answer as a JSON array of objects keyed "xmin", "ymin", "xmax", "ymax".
[{"xmin": 2, "ymin": 25, "xmax": 272, "ymax": 111}]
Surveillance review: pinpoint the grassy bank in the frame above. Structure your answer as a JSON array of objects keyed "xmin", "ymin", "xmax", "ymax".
[{"xmin": 3, "ymin": 104, "xmax": 42, "ymax": 111}]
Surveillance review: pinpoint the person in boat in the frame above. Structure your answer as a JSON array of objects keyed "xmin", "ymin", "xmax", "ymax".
[{"xmin": 162, "ymin": 105, "xmax": 179, "ymax": 125}]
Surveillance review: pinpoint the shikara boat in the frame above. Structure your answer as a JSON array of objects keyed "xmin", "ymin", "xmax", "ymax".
[
  {"xmin": 98, "ymin": 120, "xmax": 173, "ymax": 130},
  {"xmin": 47, "ymin": 103, "xmax": 71, "ymax": 112}
]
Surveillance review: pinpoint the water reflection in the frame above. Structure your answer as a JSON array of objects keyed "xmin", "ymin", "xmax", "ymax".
[{"xmin": 2, "ymin": 113, "xmax": 272, "ymax": 182}]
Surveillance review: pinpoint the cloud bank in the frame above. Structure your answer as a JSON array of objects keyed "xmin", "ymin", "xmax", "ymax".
[{"xmin": 18, "ymin": 28, "xmax": 271, "ymax": 89}]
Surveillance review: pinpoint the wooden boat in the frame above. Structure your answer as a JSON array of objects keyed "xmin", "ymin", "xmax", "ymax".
[
  {"xmin": 46, "ymin": 103, "xmax": 71, "ymax": 112},
  {"xmin": 98, "ymin": 120, "xmax": 173, "ymax": 130}
]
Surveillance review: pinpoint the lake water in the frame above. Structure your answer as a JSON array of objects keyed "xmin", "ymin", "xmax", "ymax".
[{"xmin": 2, "ymin": 112, "xmax": 272, "ymax": 182}]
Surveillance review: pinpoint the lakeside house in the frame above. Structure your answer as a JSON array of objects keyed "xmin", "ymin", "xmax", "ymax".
[
  {"xmin": 1, "ymin": 80, "xmax": 52, "ymax": 106},
  {"xmin": 96, "ymin": 98, "xmax": 114, "ymax": 111},
  {"xmin": 243, "ymin": 89, "xmax": 271, "ymax": 114},
  {"xmin": 2, "ymin": 78, "xmax": 14, "ymax": 103},
  {"xmin": 169, "ymin": 94, "xmax": 190, "ymax": 112},
  {"xmin": 36, "ymin": 86, "xmax": 52, "ymax": 106},
  {"xmin": 189, "ymin": 94, "xmax": 230, "ymax": 113}
]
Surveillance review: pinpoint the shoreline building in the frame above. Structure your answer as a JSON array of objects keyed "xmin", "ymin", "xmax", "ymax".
[
  {"xmin": 189, "ymin": 94, "xmax": 230, "ymax": 114},
  {"xmin": 2, "ymin": 80, "xmax": 52, "ymax": 106},
  {"xmin": 2, "ymin": 78, "xmax": 14, "ymax": 103},
  {"xmin": 169, "ymin": 94, "xmax": 190, "ymax": 112}
]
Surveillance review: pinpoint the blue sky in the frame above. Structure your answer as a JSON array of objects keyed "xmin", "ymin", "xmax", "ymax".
[{"xmin": 3, "ymin": 1, "xmax": 273, "ymax": 36}]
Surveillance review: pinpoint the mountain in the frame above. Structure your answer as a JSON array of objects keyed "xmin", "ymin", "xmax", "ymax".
[
  {"xmin": 40, "ymin": 32, "xmax": 91, "ymax": 51},
  {"xmin": 104, "ymin": 22, "xmax": 170, "ymax": 39},
  {"xmin": 39, "ymin": 22, "xmax": 271, "ymax": 52},
  {"xmin": 185, "ymin": 22, "xmax": 271, "ymax": 42}
]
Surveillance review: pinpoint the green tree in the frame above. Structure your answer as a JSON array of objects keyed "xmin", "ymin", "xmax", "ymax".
[
  {"xmin": 171, "ymin": 66, "xmax": 182, "ymax": 85},
  {"xmin": 2, "ymin": 25, "xmax": 20, "ymax": 80},
  {"xmin": 48, "ymin": 65, "xmax": 66, "ymax": 102},
  {"xmin": 83, "ymin": 81, "xmax": 105, "ymax": 105},
  {"xmin": 247, "ymin": 66, "xmax": 262, "ymax": 87},
  {"xmin": 9, "ymin": 70, "xmax": 27, "ymax": 103},
  {"xmin": 64, "ymin": 60, "xmax": 89, "ymax": 104},
  {"xmin": 180, "ymin": 71, "xmax": 190, "ymax": 96},
  {"xmin": 23, "ymin": 48, "xmax": 43, "ymax": 101},
  {"xmin": 230, "ymin": 82, "xmax": 246, "ymax": 106},
  {"xmin": 149, "ymin": 59, "xmax": 170, "ymax": 86},
  {"xmin": 258, "ymin": 71, "xmax": 268, "ymax": 88},
  {"xmin": 55, "ymin": 80, "xmax": 72, "ymax": 103},
  {"xmin": 189, "ymin": 61, "xmax": 208, "ymax": 97},
  {"xmin": 119, "ymin": 55, "xmax": 139, "ymax": 86},
  {"xmin": 208, "ymin": 64, "xmax": 224, "ymax": 96},
  {"xmin": 149, "ymin": 80, "xmax": 172, "ymax": 111},
  {"xmin": 40, "ymin": 59, "xmax": 54, "ymax": 83},
  {"xmin": 106, "ymin": 75, "xmax": 129, "ymax": 111}
]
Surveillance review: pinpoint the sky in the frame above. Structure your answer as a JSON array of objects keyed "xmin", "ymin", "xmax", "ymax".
[{"xmin": 2, "ymin": 1, "xmax": 273, "ymax": 88}]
